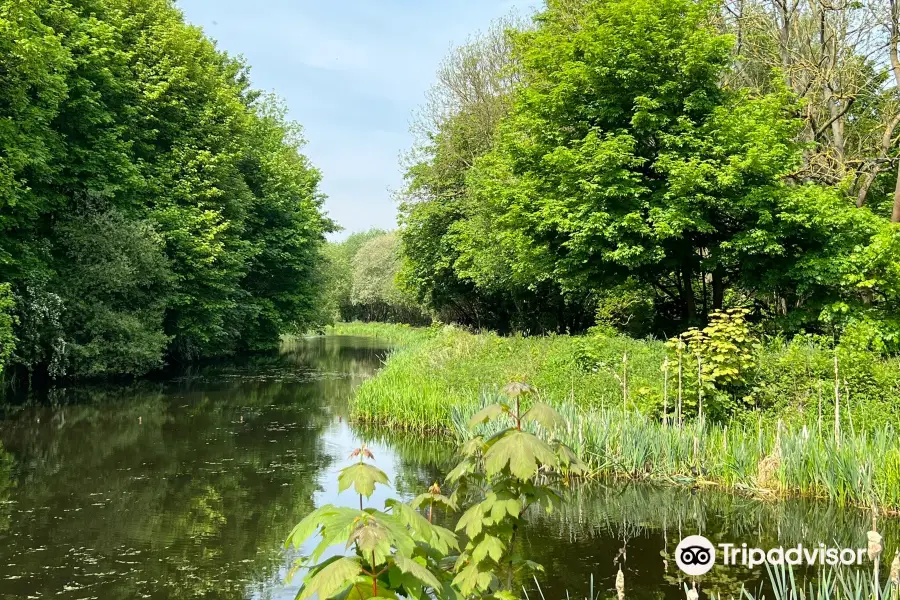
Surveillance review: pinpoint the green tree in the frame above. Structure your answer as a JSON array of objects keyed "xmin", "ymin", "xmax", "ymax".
[
  {"xmin": 0, "ymin": 284, "xmax": 16, "ymax": 379},
  {"xmin": 322, "ymin": 229, "xmax": 388, "ymax": 322},
  {"xmin": 0, "ymin": 0, "xmax": 332, "ymax": 378},
  {"xmin": 350, "ymin": 232, "xmax": 429, "ymax": 324},
  {"xmin": 53, "ymin": 209, "xmax": 172, "ymax": 376},
  {"xmin": 456, "ymin": 0, "xmax": 872, "ymax": 330},
  {"xmin": 398, "ymin": 14, "xmax": 592, "ymax": 333}
]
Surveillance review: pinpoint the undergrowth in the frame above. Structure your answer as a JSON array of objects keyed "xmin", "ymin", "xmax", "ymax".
[
  {"xmin": 344, "ymin": 323, "xmax": 900, "ymax": 511},
  {"xmin": 349, "ymin": 324, "xmax": 900, "ymax": 433}
]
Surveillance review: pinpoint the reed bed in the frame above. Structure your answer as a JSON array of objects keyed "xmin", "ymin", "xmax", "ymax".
[
  {"xmin": 546, "ymin": 564, "xmax": 898, "ymax": 600},
  {"xmin": 449, "ymin": 397, "xmax": 900, "ymax": 512}
]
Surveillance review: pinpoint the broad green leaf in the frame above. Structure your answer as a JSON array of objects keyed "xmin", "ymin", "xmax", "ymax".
[
  {"xmin": 471, "ymin": 534, "xmax": 506, "ymax": 563},
  {"xmin": 410, "ymin": 492, "xmax": 458, "ymax": 513},
  {"xmin": 452, "ymin": 562, "xmax": 493, "ymax": 596},
  {"xmin": 514, "ymin": 558, "xmax": 545, "ymax": 574},
  {"xmin": 502, "ymin": 382, "xmax": 534, "ymax": 397},
  {"xmin": 468, "ymin": 403, "xmax": 505, "ymax": 427},
  {"xmin": 429, "ymin": 524, "xmax": 460, "ymax": 554},
  {"xmin": 369, "ymin": 510, "xmax": 417, "ymax": 557},
  {"xmin": 385, "ymin": 499, "xmax": 430, "ymax": 535},
  {"xmin": 338, "ymin": 463, "xmax": 391, "ymax": 498},
  {"xmin": 554, "ymin": 441, "xmax": 588, "ymax": 475},
  {"xmin": 483, "ymin": 430, "xmax": 559, "ymax": 479},
  {"xmin": 387, "ymin": 566, "xmax": 422, "ymax": 599},
  {"xmin": 348, "ymin": 520, "xmax": 392, "ymax": 565},
  {"xmin": 307, "ymin": 508, "xmax": 368, "ymax": 562},
  {"xmin": 299, "ymin": 557, "xmax": 362, "ymax": 600},
  {"xmin": 446, "ymin": 458, "xmax": 476, "ymax": 483},
  {"xmin": 521, "ymin": 401, "xmax": 565, "ymax": 430},
  {"xmin": 386, "ymin": 500, "xmax": 459, "ymax": 552},
  {"xmin": 409, "ymin": 493, "xmax": 430, "ymax": 510},
  {"xmin": 459, "ymin": 437, "xmax": 485, "ymax": 457},
  {"xmin": 395, "ymin": 555, "xmax": 441, "ymax": 590},
  {"xmin": 285, "ymin": 505, "xmax": 334, "ymax": 549},
  {"xmin": 334, "ymin": 579, "xmax": 398, "ymax": 600},
  {"xmin": 489, "ymin": 496, "xmax": 521, "ymax": 522},
  {"xmin": 455, "ymin": 503, "xmax": 485, "ymax": 538}
]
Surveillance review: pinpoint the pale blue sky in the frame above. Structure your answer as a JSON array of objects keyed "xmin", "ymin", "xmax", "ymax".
[{"xmin": 176, "ymin": 0, "xmax": 537, "ymax": 239}]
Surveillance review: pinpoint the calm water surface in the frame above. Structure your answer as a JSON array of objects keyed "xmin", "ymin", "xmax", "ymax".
[{"xmin": 0, "ymin": 336, "xmax": 893, "ymax": 600}]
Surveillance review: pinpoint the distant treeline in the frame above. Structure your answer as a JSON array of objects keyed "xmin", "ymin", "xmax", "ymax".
[
  {"xmin": 322, "ymin": 230, "xmax": 430, "ymax": 327},
  {"xmin": 0, "ymin": 0, "xmax": 331, "ymax": 381},
  {"xmin": 394, "ymin": 0, "xmax": 900, "ymax": 346}
]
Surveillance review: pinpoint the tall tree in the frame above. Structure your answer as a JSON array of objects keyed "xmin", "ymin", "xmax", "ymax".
[
  {"xmin": 0, "ymin": 0, "xmax": 332, "ymax": 378},
  {"xmin": 399, "ymin": 13, "xmax": 593, "ymax": 332},
  {"xmin": 456, "ymin": 0, "xmax": 872, "ymax": 327}
]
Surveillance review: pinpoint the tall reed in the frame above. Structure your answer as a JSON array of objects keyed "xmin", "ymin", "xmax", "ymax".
[{"xmin": 448, "ymin": 398, "xmax": 900, "ymax": 512}]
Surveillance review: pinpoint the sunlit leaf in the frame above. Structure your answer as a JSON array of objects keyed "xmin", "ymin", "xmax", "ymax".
[
  {"xmin": 410, "ymin": 492, "xmax": 458, "ymax": 513},
  {"xmin": 455, "ymin": 503, "xmax": 486, "ymax": 538},
  {"xmin": 446, "ymin": 458, "xmax": 476, "ymax": 483},
  {"xmin": 468, "ymin": 403, "xmax": 505, "ymax": 427},
  {"xmin": 338, "ymin": 463, "xmax": 391, "ymax": 498},
  {"xmin": 471, "ymin": 534, "xmax": 506, "ymax": 563},
  {"xmin": 285, "ymin": 505, "xmax": 334, "ymax": 549},
  {"xmin": 554, "ymin": 441, "xmax": 588, "ymax": 475},
  {"xmin": 452, "ymin": 562, "xmax": 494, "ymax": 596},
  {"xmin": 348, "ymin": 519, "xmax": 392, "ymax": 565},
  {"xmin": 521, "ymin": 401, "xmax": 565, "ymax": 430},
  {"xmin": 386, "ymin": 499, "xmax": 458, "ymax": 552},
  {"xmin": 334, "ymin": 579, "xmax": 398, "ymax": 600},
  {"xmin": 502, "ymin": 381, "xmax": 534, "ymax": 397},
  {"xmin": 483, "ymin": 430, "xmax": 559, "ymax": 479},
  {"xmin": 299, "ymin": 557, "xmax": 362, "ymax": 600},
  {"xmin": 395, "ymin": 555, "xmax": 441, "ymax": 590}
]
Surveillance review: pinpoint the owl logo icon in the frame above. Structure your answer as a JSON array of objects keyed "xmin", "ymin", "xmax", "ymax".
[{"xmin": 675, "ymin": 535, "xmax": 716, "ymax": 576}]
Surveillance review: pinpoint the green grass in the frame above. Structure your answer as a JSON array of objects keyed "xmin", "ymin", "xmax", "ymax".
[
  {"xmin": 326, "ymin": 321, "xmax": 436, "ymax": 346},
  {"xmin": 350, "ymin": 324, "xmax": 668, "ymax": 431},
  {"xmin": 343, "ymin": 323, "xmax": 900, "ymax": 511},
  {"xmin": 348, "ymin": 324, "xmax": 900, "ymax": 432}
]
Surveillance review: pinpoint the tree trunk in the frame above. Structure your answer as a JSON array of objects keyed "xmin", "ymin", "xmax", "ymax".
[
  {"xmin": 682, "ymin": 262, "xmax": 696, "ymax": 322},
  {"xmin": 890, "ymin": 0, "xmax": 900, "ymax": 222},
  {"xmin": 712, "ymin": 268, "xmax": 725, "ymax": 311},
  {"xmin": 856, "ymin": 113, "xmax": 900, "ymax": 207},
  {"xmin": 892, "ymin": 159, "xmax": 900, "ymax": 224}
]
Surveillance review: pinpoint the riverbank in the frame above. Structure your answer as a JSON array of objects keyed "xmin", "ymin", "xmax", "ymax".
[{"xmin": 338, "ymin": 322, "xmax": 900, "ymax": 512}]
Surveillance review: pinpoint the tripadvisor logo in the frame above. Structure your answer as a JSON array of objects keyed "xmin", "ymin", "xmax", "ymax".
[
  {"xmin": 674, "ymin": 535, "xmax": 868, "ymax": 576},
  {"xmin": 676, "ymin": 535, "xmax": 716, "ymax": 576}
]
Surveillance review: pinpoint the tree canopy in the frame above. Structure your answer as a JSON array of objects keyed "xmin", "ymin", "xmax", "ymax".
[
  {"xmin": 0, "ymin": 0, "xmax": 332, "ymax": 379},
  {"xmin": 398, "ymin": 0, "xmax": 900, "ymax": 345},
  {"xmin": 323, "ymin": 230, "xmax": 430, "ymax": 326}
]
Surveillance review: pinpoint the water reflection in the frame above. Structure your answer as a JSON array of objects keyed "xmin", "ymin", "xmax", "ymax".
[
  {"xmin": 0, "ymin": 336, "xmax": 893, "ymax": 600},
  {"xmin": 0, "ymin": 336, "xmax": 389, "ymax": 600}
]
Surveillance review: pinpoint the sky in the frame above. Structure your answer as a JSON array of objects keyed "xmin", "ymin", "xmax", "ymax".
[{"xmin": 176, "ymin": 0, "xmax": 538, "ymax": 239}]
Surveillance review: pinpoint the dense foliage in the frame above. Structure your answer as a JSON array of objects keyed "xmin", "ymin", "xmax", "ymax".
[
  {"xmin": 323, "ymin": 230, "xmax": 430, "ymax": 326},
  {"xmin": 399, "ymin": 0, "xmax": 900, "ymax": 344},
  {"xmin": 348, "ymin": 323, "xmax": 900, "ymax": 512},
  {"xmin": 0, "ymin": 0, "xmax": 331, "ymax": 379}
]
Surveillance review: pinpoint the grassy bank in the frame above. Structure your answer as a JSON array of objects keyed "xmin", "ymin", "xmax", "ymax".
[
  {"xmin": 345, "ymin": 323, "xmax": 900, "ymax": 511},
  {"xmin": 350, "ymin": 324, "xmax": 669, "ymax": 430},
  {"xmin": 327, "ymin": 321, "xmax": 435, "ymax": 346},
  {"xmin": 349, "ymin": 323, "xmax": 900, "ymax": 432}
]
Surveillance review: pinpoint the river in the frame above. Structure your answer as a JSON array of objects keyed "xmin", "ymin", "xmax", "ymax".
[{"xmin": 0, "ymin": 335, "xmax": 891, "ymax": 600}]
